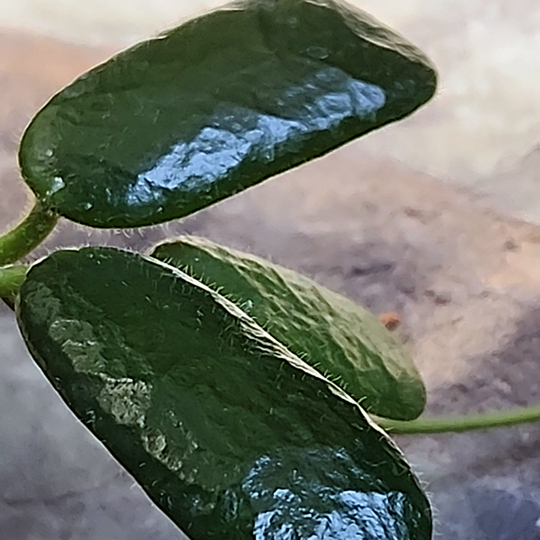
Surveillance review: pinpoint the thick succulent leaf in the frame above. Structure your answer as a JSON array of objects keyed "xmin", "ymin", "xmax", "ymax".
[
  {"xmin": 151, "ymin": 236, "xmax": 425, "ymax": 420},
  {"xmin": 19, "ymin": 0, "xmax": 437, "ymax": 228},
  {"xmin": 16, "ymin": 247, "xmax": 431, "ymax": 540}
]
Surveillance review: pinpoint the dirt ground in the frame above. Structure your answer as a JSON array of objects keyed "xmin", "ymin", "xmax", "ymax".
[{"xmin": 2, "ymin": 31, "xmax": 540, "ymax": 539}]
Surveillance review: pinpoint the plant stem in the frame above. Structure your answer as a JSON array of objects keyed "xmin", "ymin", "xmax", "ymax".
[
  {"xmin": 377, "ymin": 405, "xmax": 540, "ymax": 434},
  {"xmin": 0, "ymin": 200, "xmax": 58, "ymax": 266},
  {"xmin": 0, "ymin": 264, "xmax": 28, "ymax": 304}
]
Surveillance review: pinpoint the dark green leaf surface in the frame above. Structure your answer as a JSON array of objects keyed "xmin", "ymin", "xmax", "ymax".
[
  {"xmin": 16, "ymin": 247, "xmax": 431, "ymax": 539},
  {"xmin": 19, "ymin": 0, "xmax": 437, "ymax": 228},
  {"xmin": 152, "ymin": 236, "xmax": 425, "ymax": 420}
]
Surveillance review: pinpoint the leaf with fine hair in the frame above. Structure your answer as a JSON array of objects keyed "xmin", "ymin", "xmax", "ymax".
[
  {"xmin": 19, "ymin": 0, "xmax": 436, "ymax": 228},
  {"xmin": 152, "ymin": 236, "xmax": 425, "ymax": 420},
  {"xmin": 16, "ymin": 247, "xmax": 431, "ymax": 539}
]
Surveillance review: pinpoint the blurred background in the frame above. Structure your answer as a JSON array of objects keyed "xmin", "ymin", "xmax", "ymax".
[{"xmin": 2, "ymin": 1, "xmax": 540, "ymax": 539}]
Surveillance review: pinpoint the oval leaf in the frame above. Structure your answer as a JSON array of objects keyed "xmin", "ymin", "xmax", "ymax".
[
  {"xmin": 16, "ymin": 247, "xmax": 431, "ymax": 539},
  {"xmin": 19, "ymin": 0, "xmax": 437, "ymax": 228},
  {"xmin": 152, "ymin": 236, "xmax": 425, "ymax": 420}
]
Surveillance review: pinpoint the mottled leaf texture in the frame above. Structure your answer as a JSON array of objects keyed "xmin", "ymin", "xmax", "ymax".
[
  {"xmin": 19, "ymin": 0, "xmax": 437, "ymax": 228},
  {"xmin": 152, "ymin": 236, "xmax": 425, "ymax": 420},
  {"xmin": 16, "ymin": 247, "xmax": 431, "ymax": 540}
]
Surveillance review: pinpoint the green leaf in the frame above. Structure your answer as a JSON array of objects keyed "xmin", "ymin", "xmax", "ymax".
[
  {"xmin": 151, "ymin": 236, "xmax": 425, "ymax": 421},
  {"xmin": 19, "ymin": 0, "xmax": 437, "ymax": 228},
  {"xmin": 16, "ymin": 247, "xmax": 431, "ymax": 539}
]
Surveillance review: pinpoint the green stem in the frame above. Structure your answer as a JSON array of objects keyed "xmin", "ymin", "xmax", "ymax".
[
  {"xmin": 377, "ymin": 405, "xmax": 540, "ymax": 434},
  {"xmin": 0, "ymin": 200, "xmax": 58, "ymax": 265},
  {"xmin": 0, "ymin": 264, "xmax": 28, "ymax": 304}
]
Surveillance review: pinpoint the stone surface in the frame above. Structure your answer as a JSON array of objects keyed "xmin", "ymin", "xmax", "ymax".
[{"xmin": 3, "ymin": 29, "xmax": 540, "ymax": 540}]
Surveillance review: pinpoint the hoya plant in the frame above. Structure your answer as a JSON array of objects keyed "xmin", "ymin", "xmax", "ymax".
[{"xmin": 3, "ymin": 0, "xmax": 532, "ymax": 538}]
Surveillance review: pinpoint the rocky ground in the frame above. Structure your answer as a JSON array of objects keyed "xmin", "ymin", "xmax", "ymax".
[{"xmin": 2, "ymin": 30, "xmax": 540, "ymax": 539}]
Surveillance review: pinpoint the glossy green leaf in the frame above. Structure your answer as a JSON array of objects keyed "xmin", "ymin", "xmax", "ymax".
[
  {"xmin": 151, "ymin": 236, "xmax": 425, "ymax": 421},
  {"xmin": 19, "ymin": 0, "xmax": 437, "ymax": 228},
  {"xmin": 16, "ymin": 247, "xmax": 431, "ymax": 539}
]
